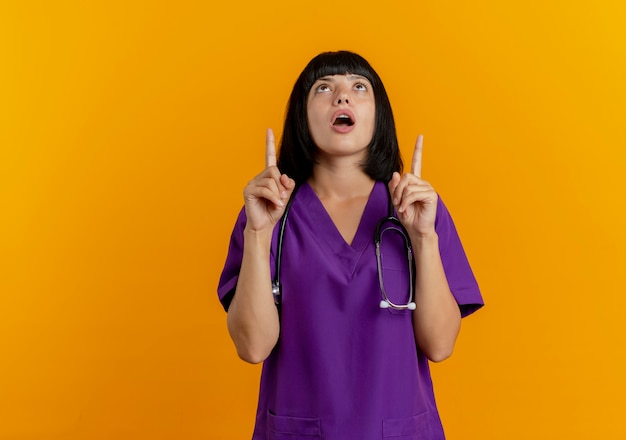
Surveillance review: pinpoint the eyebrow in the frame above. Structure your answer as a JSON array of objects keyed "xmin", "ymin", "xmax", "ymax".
[{"xmin": 315, "ymin": 75, "xmax": 369, "ymax": 82}]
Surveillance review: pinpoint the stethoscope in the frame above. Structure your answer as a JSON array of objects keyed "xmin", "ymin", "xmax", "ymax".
[{"xmin": 271, "ymin": 184, "xmax": 416, "ymax": 311}]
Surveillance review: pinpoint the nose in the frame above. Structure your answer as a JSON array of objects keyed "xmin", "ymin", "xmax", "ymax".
[{"xmin": 336, "ymin": 87, "xmax": 349, "ymax": 105}]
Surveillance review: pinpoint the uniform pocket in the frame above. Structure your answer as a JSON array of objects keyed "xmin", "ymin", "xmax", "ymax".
[
  {"xmin": 382, "ymin": 412, "xmax": 430, "ymax": 439},
  {"xmin": 267, "ymin": 411, "xmax": 321, "ymax": 439}
]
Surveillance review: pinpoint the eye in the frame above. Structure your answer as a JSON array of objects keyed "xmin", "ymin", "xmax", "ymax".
[
  {"xmin": 354, "ymin": 82, "xmax": 368, "ymax": 91},
  {"xmin": 315, "ymin": 83, "xmax": 331, "ymax": 93}
]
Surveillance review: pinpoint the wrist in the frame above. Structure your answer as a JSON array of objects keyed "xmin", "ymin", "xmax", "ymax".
[
  {"xmin": 241, "ymin": 229, "xmax": 274, "ymax": 264},
  {"xmin": 244, "ymin": 225, "xmax": 274, "ymax": 238},
  {"xmin": 410, "ymin": 230, "xmax": 439, "ymax": 250}
]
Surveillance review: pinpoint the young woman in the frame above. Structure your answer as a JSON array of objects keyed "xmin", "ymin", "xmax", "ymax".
[{"xmin": 218, "ymin": 51, "xmax": 483, "ymax": 440}]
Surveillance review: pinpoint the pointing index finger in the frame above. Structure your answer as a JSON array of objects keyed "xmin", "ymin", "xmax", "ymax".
[
  {"xmin": 266, "ymin": 128, "xmax": 277, "ymax": 168},
  {"xmin": 411, "ymin": 134, "xmax": 423, "ymax": 178}
]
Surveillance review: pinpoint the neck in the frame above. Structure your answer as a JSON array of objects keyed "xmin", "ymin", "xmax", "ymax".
[{"xmin": 308, "ymin": 162, "xmax": 375, "ymax": 199}]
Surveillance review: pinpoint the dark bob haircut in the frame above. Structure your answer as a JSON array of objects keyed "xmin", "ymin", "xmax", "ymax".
[{"xmin": 277, "ymin": 51, "xmax": 403, "ymax": 185}]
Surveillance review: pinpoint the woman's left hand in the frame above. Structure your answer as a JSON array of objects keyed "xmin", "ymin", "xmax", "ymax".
[{"xmin": 388, "ymin": 134, "xmax": 438, "ymax": 237}]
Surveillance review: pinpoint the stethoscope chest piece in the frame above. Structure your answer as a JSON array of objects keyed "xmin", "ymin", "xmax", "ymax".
[{"xmin": 272, "ymin": 283, "xmax": 281, "ymax": 305}]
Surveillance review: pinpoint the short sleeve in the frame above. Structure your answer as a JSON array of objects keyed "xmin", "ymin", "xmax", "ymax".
[
  {"xmin": 217, "ymin": 208, "xmax": 247, "ymax": 312},
  {"xmin": 435, "ymin": 197, "xmax": 484, "ymax": 317}
]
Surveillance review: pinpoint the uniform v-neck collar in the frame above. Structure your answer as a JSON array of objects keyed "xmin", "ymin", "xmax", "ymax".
[{"xmin": 296, "ymin": 181, "xmax": 387, "ymax": 274}]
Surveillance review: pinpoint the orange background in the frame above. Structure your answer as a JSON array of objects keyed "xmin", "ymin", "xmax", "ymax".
[{"xmin": 1, "ymin": 1, "xmax": 625, "ymax": 439}]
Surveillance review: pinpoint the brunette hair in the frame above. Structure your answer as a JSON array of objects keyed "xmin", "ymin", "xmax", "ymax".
[{"xmin": 277, "ymin": 51, "xmax": 403, "ymax": 184}]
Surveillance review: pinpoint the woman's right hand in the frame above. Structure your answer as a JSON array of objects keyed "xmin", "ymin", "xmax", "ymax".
[
  {"xmin": 242, "ymin": 128, "xmax": 296, "ymax": 233},
  {"xmin": 229, "ymin": 128, "xmax": 291, "ymax": 363}
]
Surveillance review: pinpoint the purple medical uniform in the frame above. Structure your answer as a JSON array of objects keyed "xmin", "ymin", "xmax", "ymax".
[{"xmin": 218, "ymin": 181, "xmax": 483, "ymax": 440}]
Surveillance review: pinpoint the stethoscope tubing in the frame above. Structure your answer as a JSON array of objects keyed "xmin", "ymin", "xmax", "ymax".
[
  {"xmin": 374, "ymin": 216, "xmax": 416, "ymax": 310},
  {"xmin": 272, "ymin": 188, "xmax": 297, "ymax": 304}
]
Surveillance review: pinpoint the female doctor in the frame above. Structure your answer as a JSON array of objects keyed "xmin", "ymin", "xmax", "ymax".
[{"xmin": 218, "ymin": 51, "xmax": 483, "ymax": 440}]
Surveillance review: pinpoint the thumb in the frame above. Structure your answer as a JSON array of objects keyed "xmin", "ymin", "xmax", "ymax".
[
  {"xmin": 388, "ymin": 172, "xmax": 401, "ymax": 193},
  {"xmin": 280, "ymin": 174, "xmax": 296, "ymax": 198}
]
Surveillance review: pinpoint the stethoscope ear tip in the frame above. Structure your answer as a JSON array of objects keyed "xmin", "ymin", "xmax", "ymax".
[
  {"xmin": 379, "ymin": 300, "xmax": 390, "ymax": 309},
  {"xmin": 408, "ymin": 302, "xmax": 416, "ymax": 310}
]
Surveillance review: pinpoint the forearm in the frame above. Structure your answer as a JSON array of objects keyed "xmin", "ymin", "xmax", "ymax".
[
  {"xmin": 411, "ymin": 232, "xmax": 461, "ymax": 362},
  {"xmin": 227, "ymin": 228, "xmax": 280, "ymax": 364}
]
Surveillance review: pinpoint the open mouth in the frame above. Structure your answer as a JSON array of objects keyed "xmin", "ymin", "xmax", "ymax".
[{"xmin": 332, "ymin": 113, "xmax": 355, "ymax": 127}]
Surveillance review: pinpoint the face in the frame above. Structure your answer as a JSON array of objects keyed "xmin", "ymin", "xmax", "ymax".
[{"xmin": 306, "ymin": 74, "xmax": 375, "ymax": 162}]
